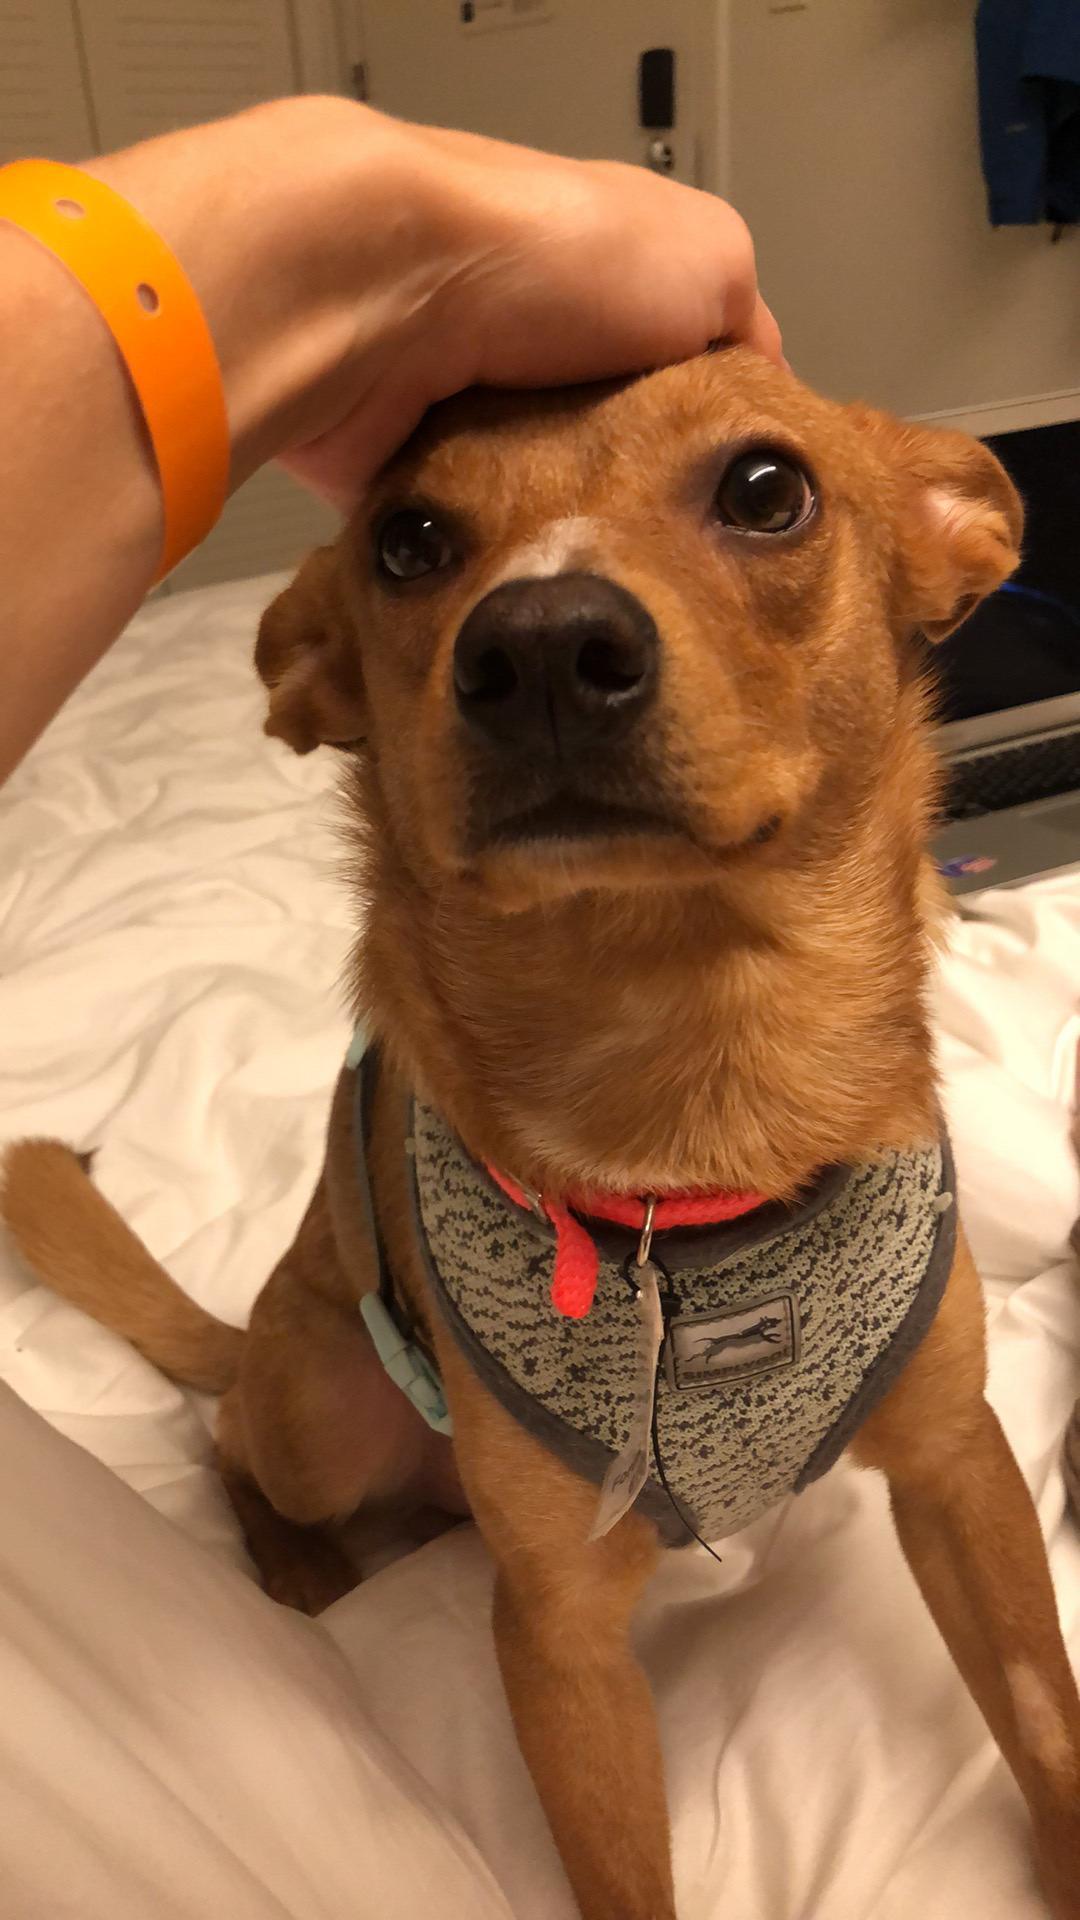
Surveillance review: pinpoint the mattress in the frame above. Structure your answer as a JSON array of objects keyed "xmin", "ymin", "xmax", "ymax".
[{"xmin": 1, "ymin": 572, "xmax": 1078, "ymax": 1919}]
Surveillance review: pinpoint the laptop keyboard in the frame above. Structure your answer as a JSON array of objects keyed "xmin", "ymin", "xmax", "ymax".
[{"xmin": 945, "ymin": 728, "xmax": 1080, "ymax": 820}]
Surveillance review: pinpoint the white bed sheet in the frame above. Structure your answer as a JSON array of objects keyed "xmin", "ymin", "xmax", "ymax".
[{"xmin": 1, "ymin": 573, "xmax": 1078, "ymax": 1918}]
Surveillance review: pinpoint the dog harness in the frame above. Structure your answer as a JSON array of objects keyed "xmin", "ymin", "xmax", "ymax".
[{"xmin": 351, "ymin": 1041, "xmax": 957, "ymax": 1547}]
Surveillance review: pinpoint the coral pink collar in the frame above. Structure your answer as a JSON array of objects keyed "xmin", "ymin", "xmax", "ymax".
[{"xmin": 488, "ymin": 1170, "xmax": 769, "ymax": 1319}]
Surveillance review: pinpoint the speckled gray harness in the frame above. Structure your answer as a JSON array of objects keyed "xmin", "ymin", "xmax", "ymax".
[{"xmin": 354, "ymin": 1048, "xmax": 956, "ymax": 1547}]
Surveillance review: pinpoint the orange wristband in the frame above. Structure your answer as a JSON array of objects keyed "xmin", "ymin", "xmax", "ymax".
[{"xmin": 0, "ymin": 159, "xmax": 230, "ymax": 581}]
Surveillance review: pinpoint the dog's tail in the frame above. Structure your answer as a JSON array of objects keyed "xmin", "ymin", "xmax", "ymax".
[{"xmin": 0, "ymin": 1140, "xmax": 242, "ymax": 1394}]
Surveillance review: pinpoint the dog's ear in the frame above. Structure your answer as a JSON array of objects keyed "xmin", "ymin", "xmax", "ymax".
[
  {"xmin": 255, "ymin": 545, "xmax": 366, "ymax": 754},
  {"xmin": 850, "ymin": 410, "xmax": 1023, "ymax": 641}
]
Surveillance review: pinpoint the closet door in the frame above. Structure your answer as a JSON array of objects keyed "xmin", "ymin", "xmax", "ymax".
[
  {"xmin": 74, "ymin": 0, "xmax": 297, "ymax": 151},
  {"xmin": 356, "ymin": 0, "xmax": 705, "ymax": 185},
  {"xmin": 0, "ymin": 0, "xmax": 94, "ymax": 162}
]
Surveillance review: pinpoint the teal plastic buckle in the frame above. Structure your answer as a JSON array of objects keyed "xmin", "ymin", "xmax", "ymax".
[
  {"xmin": 345, "ymin": 1025, "xmax": 369, "ymax": 1071},
  {"xmin": 360, "ymin": 1293, "xmax": 453, "ymax": 1436}
]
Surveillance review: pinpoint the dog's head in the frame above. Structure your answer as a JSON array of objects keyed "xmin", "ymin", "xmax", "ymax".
[{"xmin": 257, "ymin": 350, "xmax": 1020, "ymax": 915}]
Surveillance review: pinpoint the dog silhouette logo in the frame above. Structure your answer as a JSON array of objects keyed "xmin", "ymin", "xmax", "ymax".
[{"xmin": 664, "ymin": 1292, "xmax": 800, "ymax": 1390}]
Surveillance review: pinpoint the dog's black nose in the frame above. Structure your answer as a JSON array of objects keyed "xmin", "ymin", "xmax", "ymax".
[{"xmin": 453, "ymin": 572, "xmax": 658, "ymax": 753}]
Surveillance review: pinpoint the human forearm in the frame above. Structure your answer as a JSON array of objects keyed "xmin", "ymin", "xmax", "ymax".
[
  {"xmin": 0, "ymin": 99, "xmax": 450, "ymax": 779},
  {"xmin": 1, "ymin": 95, "xmax": 780, "ymax": 782},
  {"xmin": 0, "ymin": 223, "xmax": 161, "ymax": 781}
]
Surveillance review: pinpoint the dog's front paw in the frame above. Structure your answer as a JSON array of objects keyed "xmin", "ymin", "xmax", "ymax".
[{"xmin": 261, "ymin": 1537, "xmax": 358, "ymax": 1615}]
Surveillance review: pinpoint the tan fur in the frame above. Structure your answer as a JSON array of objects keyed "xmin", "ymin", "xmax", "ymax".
[
  {"xmin": 329, "ymin": 356, "xmax": 1008, "ymax": 1197},
  {"xmin": 4, "ymin": 352, "xmax": 1078, "ymax": 1920},
  {"xmin": 0, "ymin": 1140, "xmax": 241, "ymax": 1393}
]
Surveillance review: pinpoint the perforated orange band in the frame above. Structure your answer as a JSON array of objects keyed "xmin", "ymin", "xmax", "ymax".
[{"xmin": 0, "ymin": 159, "xmax": 230, "ymax": 581}]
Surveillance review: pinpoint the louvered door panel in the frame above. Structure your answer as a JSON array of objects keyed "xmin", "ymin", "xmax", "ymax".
[
  {"xmin": 0, "ymin": 0, "xmax": 95, "ymax": 161},
  {"xmin": 75, "ymin": 0, "xmax": 296, "ymax": 151}
]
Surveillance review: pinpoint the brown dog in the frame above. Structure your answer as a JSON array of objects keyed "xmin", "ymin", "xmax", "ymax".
[{"xmin": 4, "ymin": 350, "xmax": 1080, "ymax": 1920}]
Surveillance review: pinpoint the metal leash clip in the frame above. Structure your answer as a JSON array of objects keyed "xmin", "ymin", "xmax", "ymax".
[
  {"xmin": 515, "ymin": 1177, "xmax": 547, "ymax": 1223},
  {"xmin": 636, "ymin": 1195, "xmax": 657, "ymax": 1271}
]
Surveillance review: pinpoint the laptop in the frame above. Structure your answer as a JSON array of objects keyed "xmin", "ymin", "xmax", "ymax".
[
  {"xmin": 931, "ymin": 421, "xmax": 1080, "ymax": 897},
  {"xmin": 934, "ymin": 692, "xmax": 1080, "ymax": 895}
]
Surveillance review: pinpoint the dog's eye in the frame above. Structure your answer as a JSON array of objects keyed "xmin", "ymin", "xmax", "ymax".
[
  {"xmin": 715, "ymin": 452, "xmax": 813, "ymax": 534},
  {"xmin": 376, "ymin": 510, "xmax": 456, "ymax": 581}
]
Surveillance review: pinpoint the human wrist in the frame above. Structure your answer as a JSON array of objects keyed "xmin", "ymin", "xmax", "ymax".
[{"xmin": 85, "ymin": 97, "xmax": 452, "ymax": 487}]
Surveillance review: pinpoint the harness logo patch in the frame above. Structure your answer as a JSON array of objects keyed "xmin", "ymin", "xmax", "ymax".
[{"xmin": 663, "ymin": 1291, "xmax": 800, "ymax": 1390}]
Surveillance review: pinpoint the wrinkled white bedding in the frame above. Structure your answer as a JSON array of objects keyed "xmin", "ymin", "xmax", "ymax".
[{"xmin": 1, "ymin": 574, "xmax": 1078, "ymax": 1919}]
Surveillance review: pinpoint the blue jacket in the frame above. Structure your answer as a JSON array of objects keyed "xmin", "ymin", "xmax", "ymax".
[{"xmin": 977, "ymin": 0, "xmax": 1080, "ymax": 223}]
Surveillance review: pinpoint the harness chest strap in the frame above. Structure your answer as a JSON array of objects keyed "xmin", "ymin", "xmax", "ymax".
[
  {"xmin": 348, "ymin": 1031, "xmax": 956, "ymax": 1553},
  {"xmin": 359, "ymin": 1292, "xmax": 452, "ymax": 1436},
  {"xmin": 408, "ymin": 1084, "xmax": 957, "ymax": 1549},
  {"xmin": 347, "ymin": 1028, "xmax": 770, "ymax": 1435},
  {"xmin": 348, "ymin": 1028, "xmax": 452, "ymax": 1437}
]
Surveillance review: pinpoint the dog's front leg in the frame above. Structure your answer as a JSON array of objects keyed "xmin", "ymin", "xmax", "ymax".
[
  {"xmin": 852, "ymin": 1233, "xmax": 1080, "ymax": 1920},
  {"xmin": 436, "ymin": 1330, "xmax": 677, "ymax": 1920},
  {"xmin": 492, "ymin": 1542, "xmax": 674, "ymax": 1920}
]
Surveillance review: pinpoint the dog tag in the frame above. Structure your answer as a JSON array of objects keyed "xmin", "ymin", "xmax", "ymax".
[{"xmin": 589, "ymin": 1259, "xmax": 664, "ymax": 1541}]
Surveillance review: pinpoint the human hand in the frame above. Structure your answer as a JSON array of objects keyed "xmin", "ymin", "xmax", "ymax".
[
  {"xmin": 279, "ymin": 111, "xmax": 783, "ymax": 505},
  {"xmin": 0, "ymin": 96, "xmax": 781, "ymax": 776},
  {"xmin": 91, "ymin": 97, "xmax": 781, "ymax": 510}
]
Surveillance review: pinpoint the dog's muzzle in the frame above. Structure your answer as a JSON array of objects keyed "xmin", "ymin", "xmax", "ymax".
[
  {"xmin": 454, "ymin": 572, "xmax": 674, "ymax": 850},
  {"xmin": 453, "ymin": 572, "xmax": 659, "ymax": 758}
]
